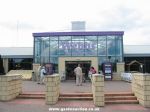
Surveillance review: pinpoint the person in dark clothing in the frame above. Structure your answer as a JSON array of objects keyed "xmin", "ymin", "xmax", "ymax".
[{"xmin": 45, "ymin": 63, "xmax": 54, "ymax": 75}]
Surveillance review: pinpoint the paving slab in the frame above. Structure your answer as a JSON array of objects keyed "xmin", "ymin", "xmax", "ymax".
[
  {"xmin": 0, "ymin": 99, "xmax": 150, "ymax": 112},
  {"xmin": 0, "ymin": 80, "xmax": 149, "ymax": 112},
  {"xmin": 22, "ymin": 80, "xmax": 132, "ymax": 93}
]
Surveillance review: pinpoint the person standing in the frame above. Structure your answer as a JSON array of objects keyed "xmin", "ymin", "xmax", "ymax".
[
  {"xmin": 74, "ymin": 64, "xmax": 83, "ymax": 86},
  {"xmin": 37, "ymin": 65, "xmax": 41, "ymax": 84},
  {"xmin": 39, "ymin": 65, "xmax": 46, "ymax": 84},
  {"xmin": 88, "ymin": 66, "xmax": 96, "ymax": 79}
]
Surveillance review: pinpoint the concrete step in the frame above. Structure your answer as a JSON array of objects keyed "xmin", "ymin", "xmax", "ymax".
[
  {"xmin": 59, "ymin": 93, "xmax": 93, "ymax": 101},
  {"xmin": 60, "ymin": 93, "xmax": 93, "ymax": 97},
  {"xmin": 17, "ymin": 92, "xmax": 45, "ymax": 99},
  {"xmin": 17, "ymin": 92, "xmax": 139, "ymax": 105},
  {"xmin": 105, "ymin": 92, "xmax": 134, "ymax": 97},
  {"xmin": 17, "ymin": 94, "xmax": 45, "ymax": 99},
  {"xmin": 20, "ymin": 92, "xmax": 45, "ymax": 95},
  {"xmin": 105, "ymin": 100, "xmax": 139, "ymax": 104},
  {"xmin": 105, "ymin": 96, "xmax": 137, "ymax": 101},
  {"xmin": 17, "ymin": 92, "xmax": 93, "ymax": 100},
  {"xmin": 105, "ymin": 92, "xmax": 139, "ymax": 104},
  {"xmin": 59, "ymin": 96, "xmax": 93, "ymax": 100}
]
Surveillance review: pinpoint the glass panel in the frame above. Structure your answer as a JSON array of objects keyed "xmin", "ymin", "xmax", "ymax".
[
  {"xmin": 34, "ymin": 41, "xmax": 41, "ymax": 63},
  {"xmin": 98, "ymin": 56, "xmax": 107, "ymax": 64},
  {"xmin": 107, "ymin": 36, "xmax": 116, "ymax": 56},
  {"xmin": 115, "ymin": 36, "xmax": 122, "ymax": 56},
  {"xmin": 116, "ymin": 56, "xmax": 123, "ymax": 62},
  {"xmin": 72, "ymin": 36, "xmax": 84, "ymax": 40},
  {"xmin": 98, "ymin": 36, "xmax": 106, "ymax": 56},
  {"xmin": 98, "ymin": 56, "xmax": 107, "ymax": 72},
  {"xmin": 49, "ymin": 57, "xmax": 58, "ymax": 73},
  {"xmin": 54, "ymin": 64, "xmax": 58, "ymax": 73},
  {"xmin": 50, "ymin": 36, "xmax": 58, "ymax": 40},
  {"xmin": 41, "ymin": 37, "xmax": 50, "ymax": 64},
  {"xmin": 85, "ymin": 36, "xmax": 97, "ymax": 41},
  {"xmin": 50, "ymin": 41, "xmax": 58, "ymax": 56},
  {"xmin": 50, "ymin": 57, "xmax": 58, "ymax": 64},
  {"xmin": 59, "ymin": 41, "xmax": 71, "ymax": 56},
  {"xmin": 84, "ymin": 41, "xmax": 97, "ymax": 56},
  {"xmin": 34, "ymin": 37, "xmax": 41, "ymax": 41},
  {"xmin": 59, "ymin": 36, "xmax": 71, "ymax": 40},
  {"xmin": 71, "ymin": 40, "xmax": 84, "ymax": 56},
  {"xmin": 40, "ymin": 37, "xmax": 49, "ymax": 40},
  {"xmin": 107, "ymin": 56, "xmax": 116, "ymax": 63}
]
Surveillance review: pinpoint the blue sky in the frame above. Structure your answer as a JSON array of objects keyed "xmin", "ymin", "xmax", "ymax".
[{"xmin": 0, "ymin": 0, "xmax": 150, "ymax": 47}]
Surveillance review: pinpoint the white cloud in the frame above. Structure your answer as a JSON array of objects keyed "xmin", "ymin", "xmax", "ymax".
[{"xmin": 0, "ymin": 0, "xmax": 150, "ymax": 46}]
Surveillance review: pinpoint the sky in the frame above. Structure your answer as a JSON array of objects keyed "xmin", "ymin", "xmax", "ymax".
[{"xmin": 0, "ymin": 0, "xmax": 150, "ymax": 47}]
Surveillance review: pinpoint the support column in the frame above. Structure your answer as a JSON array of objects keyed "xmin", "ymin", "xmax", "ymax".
[
  {"xmin": 45, "ymin": 74, "xmax": 60, "ymax": 105},
  {"xmin": 0, "ymin": 75, "xmax": 22, "ymax": 101},
  {"xmin": 32, "ymin": 63, "xmax": 40, "ymax": 81},
  {"xmin": 132, "ymin": 73, "xmax": 150, "ymax": 107},
  {"xmin": 92, "ymin": 74, "xmax": 104, "ymax": 106},
  {"xmin": 3, "ymin": 58, "xmax": 8, "ymax": 74},
  {"xmin": 117, "ymin": 62, "xmax": 125, "ymax": 74}
]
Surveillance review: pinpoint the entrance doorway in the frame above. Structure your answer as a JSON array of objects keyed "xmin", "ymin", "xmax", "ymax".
[{"xmin": 65, "ymin": 61, "xmax": 91, "ymax": 80}]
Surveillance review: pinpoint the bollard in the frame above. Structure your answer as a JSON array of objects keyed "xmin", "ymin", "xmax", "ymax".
[{"xmin": 32, "ymin": 71, "xmax": 36, "ymax": 81}]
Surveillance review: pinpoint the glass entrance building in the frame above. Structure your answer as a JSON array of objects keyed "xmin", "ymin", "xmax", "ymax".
[{"xmin": 33, "ymin": 31, "xmax": 124, "ymax": 73}]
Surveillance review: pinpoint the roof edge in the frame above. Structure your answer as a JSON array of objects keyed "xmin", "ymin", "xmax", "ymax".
[{"xmin": 33, "ymin": 31, "xmax": 124, "ymax": 37}]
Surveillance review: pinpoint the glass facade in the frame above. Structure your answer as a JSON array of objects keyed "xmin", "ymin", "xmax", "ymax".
[
  {"xmin": 8, "ymin": 58, "xmax": 33, "ymax": 70},
  {"xmin": 33, "ymin": 31, "xmax": 124, "ymax": 72}
]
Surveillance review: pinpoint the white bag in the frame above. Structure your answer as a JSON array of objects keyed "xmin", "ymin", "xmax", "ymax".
[{"xmin": 88, "ymin": 71, "xmax": 92, "ymax": 79}]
